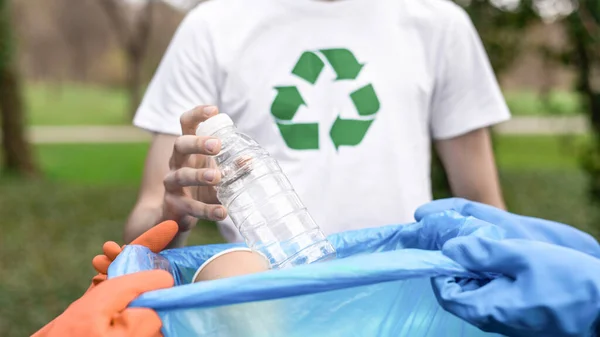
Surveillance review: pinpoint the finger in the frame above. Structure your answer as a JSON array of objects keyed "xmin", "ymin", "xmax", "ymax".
[
  {"xmin": 416, "ymin": 210, "xmax": 469, "ymax": 250},
  {"xmin": 442, "ymin": 236, "xmax": 527, "ymax": 277},
  {"xmin": 169, "ymin": 135, "xmax": 221, "ymax": 170},
  {"xmin": 163, "ymin": 167, "xmax": 221, "ymax": 193},
  {"xmin": 417, "ymin": 211, "xmax": 504, "ymax": 249},
  {"xmin": 431, "ymin": 276, "xmax": 461, "ymax": 306},
  {"xmin": 174, "ymin": 135, "xmax": 221, "ymax": 156},
  {"xmin": 91, "ymin": 273, "xmax": 107, "ymax": 286},
  {"xmin": 131, "ymin": 220, "xmax": 179, "ymax": 253},
  {"xmin": 431, "ymin": 276, "xmax": 490, "ymax": 301},
  {"xmin": 164, "ymin": 193, "xmax": 227, "ymax": 221},
  {"xmin": 87, "ymin": 270, "xmax": 174, "ymax": 312},
  {"xmin": 92, "ymin": 255, "xmax": 112, "ymax": 274},
  {"xmin": 414, "ymin": 198, "xmax": 469, "ymax": 221},
  {"xmin": 431, "ymin": 275, "xmax": 513, "ymax": 329},
  {"xmin": 103, "ymin": 241, "xmax": 122, "ymax": 261},
  {"xmin": 112, "ymin": 308, "xmax": 163, "ymax": 336},
  {"xmin": 180, "ymin": 105, "xmax": 219, "ymax": 135}
]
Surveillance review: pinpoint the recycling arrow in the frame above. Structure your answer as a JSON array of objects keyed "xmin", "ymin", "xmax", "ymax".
[
  {"xmin": 277, "ymin": 122, "xmax": 319, "ymax": 150},
  {"xmin": 329, "ymin": 115, "xmax": 374, "ymax": 150},
  {"xmin": 292, "ymin": 51, "xmax": 325, "ymax": 84},
  {"xmin": 320, "ymin": 48, "xmax": 364, "ymax": 80},
  {"xmin": 270, "ymin": 86, "xmax": 306, "ymax": 121},
  {"xmin": 351, "ymin": 84, "xmax": 379, "ymax": 116},
  {"xmin": 270, "ymin": 48, "xmax": 379, "ymax": 151}
]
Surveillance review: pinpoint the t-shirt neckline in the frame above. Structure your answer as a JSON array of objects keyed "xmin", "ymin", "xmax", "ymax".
[{"xmin": 278, "ymin": 0, "xmax": 369, "ymax": 15}]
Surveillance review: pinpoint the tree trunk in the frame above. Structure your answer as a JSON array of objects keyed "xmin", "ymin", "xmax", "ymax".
[
  {"xmin": 0, "ymin": 0, "xmax": 37, "ymax": 176},
  {"xmin": 96, "ymin": 0, "xmax": 154, "ymax": 119},
  {"xmin": 126, "ymin": 51, "xmax": 143, "ymax": 118},
  {"xmin": 567, "ymin": 11, "xmax": 600, "ymax": 205},
  {"xmin": 125, "ymin": 2, "xmax": 154, "ymax": 119}
]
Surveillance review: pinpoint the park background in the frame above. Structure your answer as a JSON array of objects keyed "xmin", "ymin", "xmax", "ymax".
[{"xmin": 0, "ymin": 0, "xmax": 598, "ymax": 335}]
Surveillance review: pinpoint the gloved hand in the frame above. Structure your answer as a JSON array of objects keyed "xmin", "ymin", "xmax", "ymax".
[
  {"xmin": 433, "ymin": 236, "xmax": 600, "ymax": 337},
  {"xmin": 328, "ymin": 209, "xmax": 506, "ymax": 257},
  {"xmin": 415, "ymin": 198, "xmax": 600, "ymax": 258},
  {"xmin": 89, "ymin": 220, "xmax": 178, "ymax": 290},
  {"xmin": 32, "ymin": 270, "xmax": 174, "ymax": 337}
]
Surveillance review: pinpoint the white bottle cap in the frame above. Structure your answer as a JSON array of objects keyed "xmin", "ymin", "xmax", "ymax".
[{"xmin": 195, "ymin": 114, "xmax": 234, "ymax": 136}]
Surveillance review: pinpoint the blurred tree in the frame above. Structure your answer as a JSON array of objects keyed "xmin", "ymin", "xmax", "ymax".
[
  {"xmin": 566, "ymin": 0, "xmax": 600, "ymax": 213},
  {"xmin": 13, "ymin": 0, "xmax": 182, "ymax": 88},
  {"xmin": 431, "ymin": 0, "xmax": 539, "ymax": 201},
  {"xmin": 465, "ymin": 0, "xmax": 539, "ymax": 75},
  {"xmin": 57, "ymin": 0, "xmax": 113, "ymax": 82},
  {"xmin": 97, "ymin": 0, "xmax": 155, "ymax": 117},
  {"xmin": 472, "ymin": 0, "xmax": 600, "ymax": 219},
  {"xmin": 0, "ymin": 0, "xmax": 37, "ymax": 176}
]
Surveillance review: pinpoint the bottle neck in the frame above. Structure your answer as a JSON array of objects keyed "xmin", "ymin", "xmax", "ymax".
[
  {"xmin": 211, "ymin": 126, "xmax": 237, "ymax": 158},
  {"xmin": 211, "ymin": 125, "xmax": 236, "ymax": 138}
]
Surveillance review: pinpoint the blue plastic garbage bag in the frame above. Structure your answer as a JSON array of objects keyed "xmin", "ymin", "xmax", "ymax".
[{"xmin": 108, "ymin": 211, "xmax": 505, "ymax": 337}]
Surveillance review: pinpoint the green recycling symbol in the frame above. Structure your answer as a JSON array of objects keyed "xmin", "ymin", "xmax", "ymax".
[{"xmin": 270, "ymin": 48, "xmax": 380, "ymax": 150}]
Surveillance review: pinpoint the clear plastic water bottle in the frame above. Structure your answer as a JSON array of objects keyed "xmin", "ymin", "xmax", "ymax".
[{"xmin": 196, "ymin": 114, "xmax": 336, "ymax": 269}]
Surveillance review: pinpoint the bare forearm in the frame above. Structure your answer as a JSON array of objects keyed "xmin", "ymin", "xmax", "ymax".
[
  {"xmin": 124, "ymin": 133, "xmax": 193, "ymax": 247},
  {"xmin": 126, "ymin": 126, "xmax": 226, "ymax": 249},
  {"xmin": 124, "ymin": 204, "xmax": 162, "ymax": 243},
  {"xmin": 124, "ymin": 203, "xmax": 192, "ymax": 248},
  {"xmin": 451, "ymin": 182, "xmax": 506, "ymax": 209},
  {"xmin": 435, "ymin": 128, "xmax": 506, "ymax": 210}
]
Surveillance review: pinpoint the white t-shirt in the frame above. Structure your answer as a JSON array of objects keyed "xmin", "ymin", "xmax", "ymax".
[{"xmin": 134, "ymin": 0, "xmax": 511, "ymax": 243}]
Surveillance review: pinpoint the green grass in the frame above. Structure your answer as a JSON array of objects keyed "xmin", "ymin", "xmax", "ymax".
[
  {"xmin": 30, "ymin": 135, "xmax": 589, "ymax": 183},
  {"xmin": 23, "ymin": 83, "xmax": 584, "ymax": 127},
  {"xmin": 1, "ymin": 135, "xmax": 597, "ymax": 336},
  {"xmin": 504, "ymin": 90, "xmax": 583, "ymax": 116},
  {"xmin": 494, "ymin": 134, "xmax": 588, "ymax": 170},
  {"xmin": 35, "ymin": 143, "xmax": 149, "ymax": 185},
  {"xmin": 0, "ymin": 180, "xmax": 223, "ymax": 336},
  {"xmin": 25, "ymin": 83, "xmax": 129, "ymax": 126}
]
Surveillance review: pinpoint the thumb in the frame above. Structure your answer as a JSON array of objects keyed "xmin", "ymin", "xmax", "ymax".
[
  {"xmin": 414, "ymin": 198, "xmax": 468, "ymax": 221},
  {"xmin": 131, "ymin": 221, "xmax": 179, "ymax": 253},
  {"xmin": 417, "ymin": 212, "xmax": 504, "ymax": 250},
  {"xmin": 415, "ymin": 198, "xmax": 509, "ymax": 227},
  {"xmin": 442, "ymin": 236, "xmax": 528, "ymax": 277}
]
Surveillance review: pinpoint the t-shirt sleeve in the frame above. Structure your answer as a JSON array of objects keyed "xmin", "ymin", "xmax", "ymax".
[
  {"xmin": 429, "ymin": 8, "xmax": 511, "ymax": 140},
  {"xmin": 133, "ymin": 9, "xmax": 218, "ymax": 136}
]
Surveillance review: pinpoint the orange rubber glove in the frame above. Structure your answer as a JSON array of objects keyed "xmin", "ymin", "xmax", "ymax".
[
  {"xmin": 89, "ymin": 221, "xmax": 178, "ymax": 290},
  {"xmin": 32, "ymin": 270, "xmax": 174, "ymax": 337}
]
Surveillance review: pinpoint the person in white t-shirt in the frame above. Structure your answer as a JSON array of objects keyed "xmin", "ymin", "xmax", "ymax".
[{"xmin": 125, "ymin": 0, "xmax": 511, "ymax": 247}]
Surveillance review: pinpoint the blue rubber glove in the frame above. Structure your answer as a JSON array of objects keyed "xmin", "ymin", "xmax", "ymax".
[
  {"xmin": 328, "ymin": 209, "xmax": 506, "ymax": 257},
  {"xmin": 433, "ymin": 236, "xmax": 600, "ymax": 337},
  {"xmin": 415, "ymin": 198, "xmax": 600, "ymax": 259}
]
